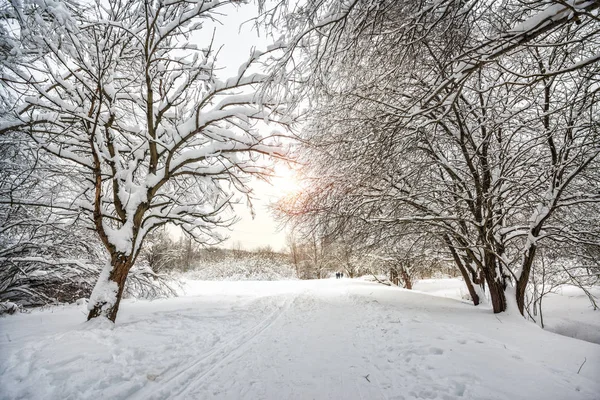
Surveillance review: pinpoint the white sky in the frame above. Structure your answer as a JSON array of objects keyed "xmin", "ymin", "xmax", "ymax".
[
  {"xmin": 197, "ymin": 3, "xmax": 293, "ymax": 252},
  {"xmin": 221, "ymin": 175, "xmax": 293, "ymax": 252}
]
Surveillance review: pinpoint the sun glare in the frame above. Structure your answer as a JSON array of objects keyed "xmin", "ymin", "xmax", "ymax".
[{"xmin": 272, "ymin": 163, "xmax": 301, "ymax": 196}]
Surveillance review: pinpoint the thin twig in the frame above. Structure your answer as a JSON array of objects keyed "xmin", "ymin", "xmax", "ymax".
[
  {"xmin": 577, "ymin": 357, "xmax": 587, "ymax": 374},
  {"xmin": 371, "ymin": 273, "xmax": 391, "ymax": 286}
]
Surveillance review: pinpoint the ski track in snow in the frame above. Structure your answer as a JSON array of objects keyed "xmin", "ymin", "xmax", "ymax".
[
  {"xmin": 134, "ymin": 293, "xmax": 299, "ymax": 400},
  {"xmin": 0, "ymin": 280, "xmax": 599, "ymax": 400}
]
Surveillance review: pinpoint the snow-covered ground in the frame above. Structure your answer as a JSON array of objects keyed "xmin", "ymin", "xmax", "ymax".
[
  {"xmin": 412, "ymin": 278, "xmax": 600, "ymax": 345},
  {"xmin": 1, "ymin": 279, "xmax": 599, "ymax": 400}
]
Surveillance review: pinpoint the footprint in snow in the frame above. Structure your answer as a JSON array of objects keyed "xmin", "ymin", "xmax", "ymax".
[
  {"xmin": 429, "ymin": 347, "xmax": 444, "ymax": 355},
  {"xmin": 453, "ymin": 382, "xmax": 466, "ymax": 396}
]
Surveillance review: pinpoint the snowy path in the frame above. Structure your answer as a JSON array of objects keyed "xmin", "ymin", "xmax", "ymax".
[{"xmin": 1, "ymin": 280, "xmax": 599, "ymax": 400}]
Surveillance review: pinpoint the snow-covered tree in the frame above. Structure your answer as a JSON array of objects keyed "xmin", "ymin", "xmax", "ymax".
[
  {"xmin": 1, "ymin": 0, "xmax": 288, "ymax": 321},
  {"xmin": 273, "ymin": 0, "xmax": 600, "ymax": 314}
]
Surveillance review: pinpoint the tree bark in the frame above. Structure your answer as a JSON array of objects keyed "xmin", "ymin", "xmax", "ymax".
[
  {"xmin": 516, "ymin": 245, "xmax": 538, "ymax": 315},
  {"xmin": 87, "ymin": 256, "xmax": 132, "ymax": 322},
  {"xmin": 400, "ymin": 267, "xmax": 412, "ymax": 290},
  {"xmin": 486, "ymin": 277, "xmax": 507, "ymax": 313},
  {"xmin": 482, "ymin": 252, "xmax": 507, "ymax": 313}
]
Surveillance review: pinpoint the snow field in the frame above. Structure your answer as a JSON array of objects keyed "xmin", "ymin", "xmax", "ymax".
[{"xmin": 0, "ymin": 279, "xmax": 598, "ymax": 399}]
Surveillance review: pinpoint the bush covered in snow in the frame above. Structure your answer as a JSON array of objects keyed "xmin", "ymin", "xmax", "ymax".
[
  {"xmin": 0, "ymin": 220, "xmax": 176, "ymax": 313},
  {"xmin": 181, "ymin": 253, "xmax": 298, "ymax": 281},
  {"xmin": 0, "ymin": 256, "xmax": 176, "ymax": 314},
  {"xmin": 0, "ymin": 259, "xmax": 96, "ymax": 308}
]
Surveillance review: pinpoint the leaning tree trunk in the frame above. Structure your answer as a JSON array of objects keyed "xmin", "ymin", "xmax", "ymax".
[
  {"xmin": 87, "ymin": 254, "xmax": 132, "ymax": 322},
  {"xmin": 454, "ymin": 259, "xmax": 481, "ymax": 306},
  {"xmin": 444, "ymin": 237, "xmax": 480, "ymax": 305},
  {"xmin": 516, "ymin": 244, "xmax": 538, "ymax": 315}
]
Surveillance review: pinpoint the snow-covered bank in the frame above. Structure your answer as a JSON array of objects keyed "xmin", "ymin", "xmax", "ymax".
[
  {"xmin": 412, "ymin": 278, "xmax": 600, "ymax": 345},
  {"xmin": 1, "ymin": 279, "xmax": 598, "ymax": 400},
  {"xmin": 539, "ymin": 286, "xmax": 600, "ymax": 345}
]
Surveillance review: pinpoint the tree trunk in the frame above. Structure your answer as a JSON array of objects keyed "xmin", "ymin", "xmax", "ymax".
[
  {"xmin": 516, "ymin": 245, "xmax": 537, "ymax": 315},
  {"xmin": 486, "ymin": 277, "xmax": 507, "ymax": 313},
  {"xmin": 400, "ymin": 267, "xmax": 412, "ymax": 290},
  {"xmin": 444, "ymin": 238, "xmax": 480, "ymax": 306},
  {"xmin": 482, "ymin": 253, "xmax": 507, "ymax": 313},
  {"xmin": 455, "ymin": 260, "xmax": 480, "ymax": 306},
  {"xmin": 389, "ymin": 268, "xmax": 399, "ymax": 286},
  {"xmin": 87, "ymin": 256, "xmax": 131, "ymax": 322}
]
